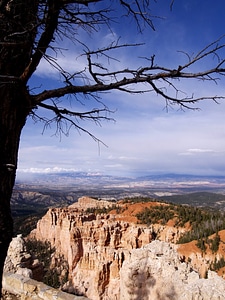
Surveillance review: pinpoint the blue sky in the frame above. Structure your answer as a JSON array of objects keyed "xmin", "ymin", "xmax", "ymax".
[{"xmin": 17, "ymin": 0, "xmax": 225, "ymax": 179}]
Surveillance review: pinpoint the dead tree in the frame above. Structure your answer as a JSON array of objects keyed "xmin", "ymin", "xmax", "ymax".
[{"xmin": 0, "ymin": 0, "xmax": 225, "ymax": 295}]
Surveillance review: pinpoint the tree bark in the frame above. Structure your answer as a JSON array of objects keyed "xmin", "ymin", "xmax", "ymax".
[
  {"xmin": 0, "ymin": 82, "xmax": 31, "ymax": 295},
  {"xmin": 0, "ymin": 1, "xmax": 36, "ymax": 294},
  {"xmin": 0, "ymin": 1, "xmax": 38, "ymax": 294}
]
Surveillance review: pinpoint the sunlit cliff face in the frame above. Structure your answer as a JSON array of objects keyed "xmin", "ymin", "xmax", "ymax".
[{"xmin": 23, "ymin": 197, "xmax": 225, "ymax": 299}]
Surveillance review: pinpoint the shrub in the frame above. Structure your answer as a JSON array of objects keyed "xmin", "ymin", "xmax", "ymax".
[
  {"xmin": 85, "ymin": 204, "xmax": 122, "ymax": 215},
  {"xmin": 210, "ymin": 257, "xmax": 225, "ymax": 271},
  {"xmin": 25, "ymin": 238, "xmax": 63, "ymax": 288},
  {"xmin": 134, "ymin": 201, "xmax": 225, "ymax": 247},
  {"xmin": 209, "ymin": 233, "xmax": 220, "ymax": 253}
]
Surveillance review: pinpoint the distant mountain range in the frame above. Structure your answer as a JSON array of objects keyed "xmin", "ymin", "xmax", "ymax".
[{"xmin": 16, "ymin": 172, "xmax": 225, "ymax": 193}]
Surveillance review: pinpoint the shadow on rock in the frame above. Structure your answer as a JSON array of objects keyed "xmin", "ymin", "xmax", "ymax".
[{"xmin": 125, "ymin": 256, "xmax": 178, "ymax": 300}]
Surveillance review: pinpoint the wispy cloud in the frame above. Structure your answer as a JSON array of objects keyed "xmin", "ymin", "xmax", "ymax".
[{"xmin": 180, "ymin": 148, "xmax": 216, "ymax": 156}]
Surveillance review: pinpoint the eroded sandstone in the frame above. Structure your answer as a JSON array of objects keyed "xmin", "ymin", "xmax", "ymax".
[{"xmin": 23, "ymin": 197, "xmax": 225, "ymax": 299}]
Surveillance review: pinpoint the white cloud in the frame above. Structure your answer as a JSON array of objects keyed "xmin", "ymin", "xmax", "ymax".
[
  {"xmin": 18, "ymin": 92, "xmax": 225, "ymax": 177},
  {"xmin": 18, "ymin": 167, "xmax": 80, "ymax": 174},
  {"xmin": 35, "ymin": 51, "xmax": 87, "ymax": 80},
  {"xmin": 180, "ymin": 148, "xmax": 216, "ymax": 156}
]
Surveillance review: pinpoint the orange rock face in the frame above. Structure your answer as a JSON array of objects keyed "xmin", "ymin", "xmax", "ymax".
[
  {"xmin": 30, "ymin": 197, "xmax": 225, "ymax": 299},
  {"xmin": 29, "ymin": 198, "xmax": 183, "ymax": 298}
]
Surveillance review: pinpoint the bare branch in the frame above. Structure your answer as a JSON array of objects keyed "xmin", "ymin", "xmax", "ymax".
[
  {"xmin": 120, "ymin": 0, "xmax": 156, "ymax": 31},
  {"xmin": 31, "ymin": 99, "xmax": 114, "ymax": 144},
  {"xmin": 20, "ymin": 1, "xmax": 61, "ymax": 82},
  {"xmin": 178, "ymin": 36, "xmax": 225, "ymax": 71},
  {"xmin": 31, "ymin": 35, "xmax": 225, "ymax": 112},
  {"xmin": 38, "ymin": 101, "xmax": 113, "ymax": 121},
  {"xmin": 60, "ymin": 0, "xmax": 102, "ymax": 5}
]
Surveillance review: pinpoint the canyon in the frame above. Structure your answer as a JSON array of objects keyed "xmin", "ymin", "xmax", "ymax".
[{"xmin": 12, "ymin": 196, "xmax": 222, "ymax": 300}]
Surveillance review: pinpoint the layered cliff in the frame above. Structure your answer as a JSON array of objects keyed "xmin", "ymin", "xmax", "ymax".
[{"xmin": 29, "ymin": 197, "xmax": 225, "ymax": 300}]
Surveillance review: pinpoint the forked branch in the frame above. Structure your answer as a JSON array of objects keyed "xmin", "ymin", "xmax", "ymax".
[
  {"xmin": 33, "ymin": 100, "xmax": 114, "ymax": 144},
  {"xmin": 33, "ymin": 36, "xmax": 225, "ymax": 110}
]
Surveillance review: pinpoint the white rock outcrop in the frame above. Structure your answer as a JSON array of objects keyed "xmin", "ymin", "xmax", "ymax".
[
  {"xmin": 4, "ymin": 234, "xmax": 43, "ymax": 280},
  {"xmin": 120, "ymin": 240, "xmax": 225, "ymax": 300}
]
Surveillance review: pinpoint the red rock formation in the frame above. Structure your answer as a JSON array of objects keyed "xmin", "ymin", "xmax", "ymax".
[
  {"xmin": 28, "ymin": 196, "xmax": 225, "ymax": 299},
  {"xmin": 29, "ymin": 197, "xmax": 188, "ymax": 299}
]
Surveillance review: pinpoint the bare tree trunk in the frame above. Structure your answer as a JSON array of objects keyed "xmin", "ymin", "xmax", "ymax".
[
  {"xmin": 0, "ymin": 1, "xmax": 38, "ymax": 294},
  {"xmin": 0, "ymin": 82, "xmax": 31, "ymax": 295}
]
